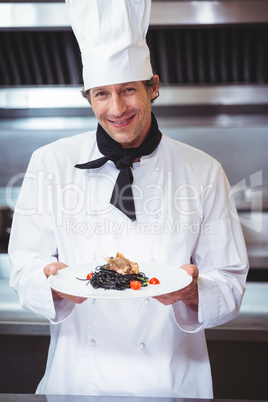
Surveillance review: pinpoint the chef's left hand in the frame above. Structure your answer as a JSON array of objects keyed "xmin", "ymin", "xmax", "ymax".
[{"xmin": 153, "ymin": 264, "xmax": 198, "ymax": 311}]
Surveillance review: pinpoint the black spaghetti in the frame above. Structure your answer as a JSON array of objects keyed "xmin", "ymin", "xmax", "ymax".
[{"xmin": 77, "ymin": 265, "xmax": 149, "ymax": 290}]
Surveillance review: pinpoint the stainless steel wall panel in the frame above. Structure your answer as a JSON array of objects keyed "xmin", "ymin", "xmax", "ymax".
[{"xmin": 1, "ymin": 2, "xmax": 268, "ymax": 29}]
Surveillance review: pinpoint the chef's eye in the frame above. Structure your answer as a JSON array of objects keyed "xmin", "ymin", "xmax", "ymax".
[
  {"xmin": 123, "ymin": 87, "xmax": 135, "ymax": 94},
  {"xmin": 95, "ymin": 91, "xmax": 107, "ymax": 97}
]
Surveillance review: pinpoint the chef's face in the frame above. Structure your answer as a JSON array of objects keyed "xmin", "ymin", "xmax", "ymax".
[{"xmin": 90, "ymin": 75, "xmax": 159, "ymax": 148}]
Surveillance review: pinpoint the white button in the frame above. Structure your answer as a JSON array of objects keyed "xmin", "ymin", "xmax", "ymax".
[
  {"xmin": 46, "ymin": 172, "xmax": 54, "ymax": 181},
  {"xmin": 144, "ymin": 299, "xmax": 150, "ymax": 306},
  {"xmin": 153, "ymin": 214, "xmax": 158, "ymax": 219},
  {"xmin": 139, "ymin": 343, "xmax": 145, "ymax": 350},
  {"xmin": 90, "ymin": 339, "xmax": 96, "ymax": 346},
  {"xmin": 91, "ymin": 298, "xmax": 96, "ymax": 304},
  {"xmin": 154, "ymin": 166, "xmax": 160, "ymax": 172}
]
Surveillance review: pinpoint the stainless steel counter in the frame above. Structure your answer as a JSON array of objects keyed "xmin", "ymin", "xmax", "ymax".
[{"xmin": 0, "ymin": 395, "xmax": 266, "ymax": 402}]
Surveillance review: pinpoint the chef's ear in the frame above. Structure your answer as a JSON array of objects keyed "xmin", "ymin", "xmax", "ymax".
[
  {"xmin": 151, "ymin": 75, "xmax": 160, "ymax": 102},
  {"xmin": 81, "ymin": 89, "xmax": 91, "ymax": 105}
]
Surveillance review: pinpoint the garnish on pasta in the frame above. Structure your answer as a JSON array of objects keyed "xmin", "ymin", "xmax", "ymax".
[{"xmin": 76, "ymin": 252, "xmax": 149, "ymax": 291}]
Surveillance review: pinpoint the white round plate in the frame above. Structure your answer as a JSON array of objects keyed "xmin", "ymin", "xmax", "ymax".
[{"xmin": 48, "ymin": 261, "xmax": 192, "ymax": 299}]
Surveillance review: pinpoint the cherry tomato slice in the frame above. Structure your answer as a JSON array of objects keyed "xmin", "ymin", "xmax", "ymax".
[
  {"xmin": 149, "ymin": 277, "xmax": 160, "ymax": 285},
  {"xmin": 86, "ymin": 273, "xmax": 93, "ymax": 280},
  {"xmin": 130, "ymin": 280, "xmax": 142, "ymax": 290}
]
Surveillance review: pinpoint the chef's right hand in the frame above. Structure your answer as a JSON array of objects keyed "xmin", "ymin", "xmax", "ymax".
[{"xmin": 44, "ymin": 262, "xmax": 87, "ymax": 304}]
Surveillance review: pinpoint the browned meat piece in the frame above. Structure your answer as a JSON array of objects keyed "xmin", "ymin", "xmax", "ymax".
[{"xmin": 103, "ymin": 252, "xmax": 139, "ymax": 275}]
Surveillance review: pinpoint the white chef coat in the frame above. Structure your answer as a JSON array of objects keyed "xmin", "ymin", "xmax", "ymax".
[{"xmin": 8, "ymin": 131, "xmax": 249, "ymax": 398}]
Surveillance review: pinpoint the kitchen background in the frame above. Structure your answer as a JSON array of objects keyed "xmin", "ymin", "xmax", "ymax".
[{"xmin": 0, "ymin": 0, "xmax": 268, "ymax": 400}]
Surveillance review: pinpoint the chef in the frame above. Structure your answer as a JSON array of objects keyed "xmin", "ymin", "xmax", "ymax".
[{"xmin": 8, "ymin": 0, "xmax": 249, "ymax": 398}]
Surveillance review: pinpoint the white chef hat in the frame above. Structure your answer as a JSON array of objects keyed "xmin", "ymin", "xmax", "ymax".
[{"xmin": 66, "ymin": 0, "xmax": 153, "ymax": 90}]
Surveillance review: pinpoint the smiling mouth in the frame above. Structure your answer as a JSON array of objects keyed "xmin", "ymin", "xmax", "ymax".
[{"xmin": 108, "ymin": 115, "xmax": 135, "ymax": 124}]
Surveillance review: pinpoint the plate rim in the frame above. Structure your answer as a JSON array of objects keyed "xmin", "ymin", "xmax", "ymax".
[{"xmin": 48, "ymin": 261, "xmax": 192, "ymax": 299}]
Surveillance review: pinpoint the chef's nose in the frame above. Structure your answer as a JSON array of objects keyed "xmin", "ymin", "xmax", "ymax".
[{"xmin": 110, "ymin": 93, "xmax": 127, "ymax": 117}]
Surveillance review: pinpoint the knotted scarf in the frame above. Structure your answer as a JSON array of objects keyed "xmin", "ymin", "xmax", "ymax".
[{"xmin": 75, "ymin": 112, "xmax": 162, "ymax": 221}]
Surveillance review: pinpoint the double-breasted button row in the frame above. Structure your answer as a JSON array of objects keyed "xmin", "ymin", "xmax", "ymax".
[{"xmin": 89, "ymin": 338, "xmax": 146, "ymax": 351}]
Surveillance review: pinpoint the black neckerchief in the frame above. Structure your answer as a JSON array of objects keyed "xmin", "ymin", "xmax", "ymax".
[{"xmin": 75, "ymin": 112, "xmax": 162, "ymax": 221}]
